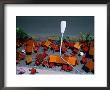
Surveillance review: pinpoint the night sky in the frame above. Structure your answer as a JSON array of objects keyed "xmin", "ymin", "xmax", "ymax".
[{"xmin": 16, "ymin": 16, "xmax": 94, "ymax": 37}]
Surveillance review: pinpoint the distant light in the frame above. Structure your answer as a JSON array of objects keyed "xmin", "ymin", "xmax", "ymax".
[
  {"xmin": 22, "ymin": 49, "xmax": 25, "ymax": 53},
  {"xmin": 80, "ymin": 52, "xmax": 84, "ymax": 56}
]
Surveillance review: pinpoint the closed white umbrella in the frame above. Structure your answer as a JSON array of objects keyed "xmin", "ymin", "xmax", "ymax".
[
  {"xmin": 60, "ymin": 21, "xmax": 80, "ymax": 73},
  {"xmin": 60, "ymin": 21, "xmax": 66, "ymax": 56}
]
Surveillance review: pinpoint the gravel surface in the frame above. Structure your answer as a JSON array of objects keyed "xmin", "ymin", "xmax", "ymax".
[{"xmin": 16, "ymin": 46, "xmax": 93, "ymax": 75}]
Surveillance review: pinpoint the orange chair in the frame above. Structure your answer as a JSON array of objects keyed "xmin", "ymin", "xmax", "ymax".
[
  {"xmin": 89, "ymin": 47, "xmax": 94, "ymax": 56},
  {"xmin": 44, "ymin": 40, "xmax": 51, "ymax": 47},
  {"xmin": 85, "ymin": 60, "xmax": 94, "ymax": 71}
]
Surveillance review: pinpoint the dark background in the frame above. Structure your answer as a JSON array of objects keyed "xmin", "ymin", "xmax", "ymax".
[{"xmin": 16, "ymin": 16, "xmax": 94, "ymax": 37}]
